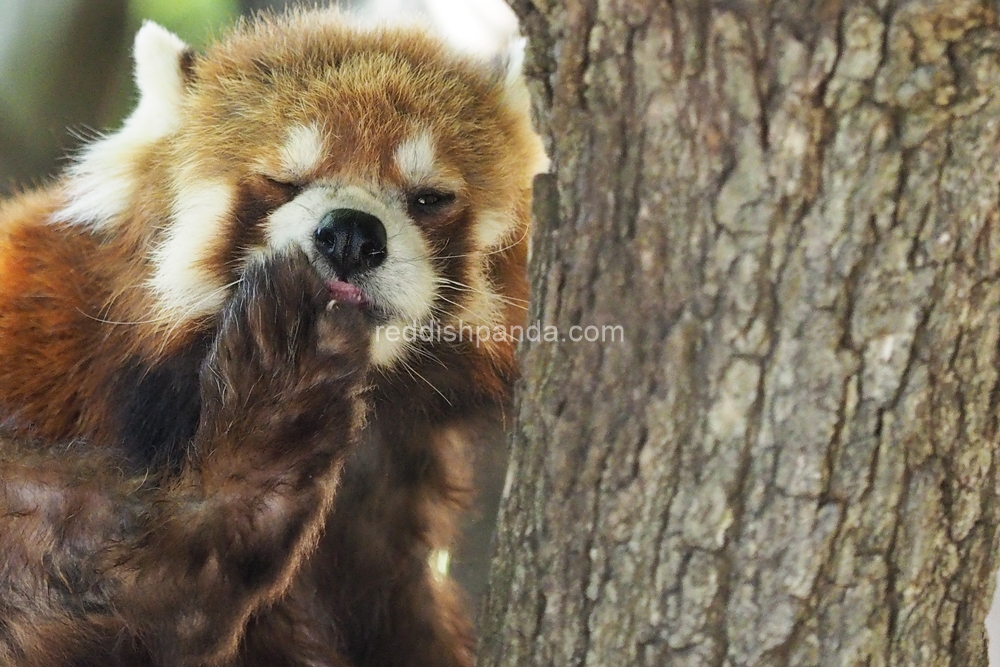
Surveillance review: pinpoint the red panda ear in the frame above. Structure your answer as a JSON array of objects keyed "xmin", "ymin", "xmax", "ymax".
[
  {"xmin": 498, "ymin": 37, "xmax": 526, "ymax": 89},
  {"xmin": 54, "ymin": 22, "xmax": 193, "ymax": 228},
  {"xmin": 489, "ymin": 36, "xmax": 532, "ymax": 115},
  {"xmin": 133, "ymin": 21, "xmax": 192, "ymax": 125}
]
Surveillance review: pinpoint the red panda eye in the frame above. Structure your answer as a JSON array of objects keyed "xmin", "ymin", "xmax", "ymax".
[
  {"xmin": 237, "ymin": 175, "xmax": 304, "ymax": 225},
  {"xmin": 263, "ymin": 176, "xmax": 303, "ymax": 199},
  {"xmin": 409, "ymin": 191, "xmax": 455, "ymax": 212}
]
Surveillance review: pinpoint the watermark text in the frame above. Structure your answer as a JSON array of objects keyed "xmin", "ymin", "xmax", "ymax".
[{"xmin": 375, "ymin": 319, "xmax": 625, "ymax": 347}]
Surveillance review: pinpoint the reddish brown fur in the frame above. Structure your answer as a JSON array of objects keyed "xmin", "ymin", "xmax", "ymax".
[{"xmin": 0, "ymin": 9, "xmax": 541, "ymax": 667}]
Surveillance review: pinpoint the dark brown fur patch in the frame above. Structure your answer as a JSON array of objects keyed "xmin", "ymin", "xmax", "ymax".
[
  {"xmin": 113, "ymin": 334, "xmax": 210, "ymax": 471},
  {"xmin": 216, "ymin": 175, "xmax": 303, "ymax": 281},
  {"xmin": 179, "ymin": 48, "xmax": 198, "ymax": 85}
]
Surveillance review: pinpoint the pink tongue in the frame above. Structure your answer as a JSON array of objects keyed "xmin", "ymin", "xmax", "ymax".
[{"xmin": 327, "ymin": 280, "xmax": 366, "ymax": 306}]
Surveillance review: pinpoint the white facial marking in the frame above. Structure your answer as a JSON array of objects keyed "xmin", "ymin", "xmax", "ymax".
[
  {"xmin": 55, "ymin": 22, "xmax": 189, "ymax": 228},
  {"xmin": 149, "ymin": 180, "xmax": 233, "ymax": 320},
  {"xmin": 264, "ymin": 183, "xmax": 438, "ymax": 367},
  {"xmin": 265, "ymin": 188, "xmax": 332, "ymax": 252},
  {"xmin": 474, "ymin": 209, "xmax": 518, "ymax": 249},
  {"xmin": 394, "ymin": 131, "xmax": 438, "ymax": 185},
  {"xmin": 280, "ymin": 124, "xmax": 326, "ymax": 181}
]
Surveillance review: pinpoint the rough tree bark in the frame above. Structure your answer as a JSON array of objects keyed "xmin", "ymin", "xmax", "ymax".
[{"xmin": 480, "ymin": 1, "xmax": 1000, "ymax": 665}]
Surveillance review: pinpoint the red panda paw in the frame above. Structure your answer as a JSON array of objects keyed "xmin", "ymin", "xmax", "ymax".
[{"xmin": 202, "ymin": 250, "xmax": 370, "ymax": 423}]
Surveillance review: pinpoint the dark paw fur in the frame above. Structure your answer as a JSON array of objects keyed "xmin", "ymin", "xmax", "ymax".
[
  {"xmin": 199, "ymin": 250, "xmax": 370, "ymax": 435},
  {"xmin": 224, "ymin": 250, "xmax": 368, "ymax": 373}
]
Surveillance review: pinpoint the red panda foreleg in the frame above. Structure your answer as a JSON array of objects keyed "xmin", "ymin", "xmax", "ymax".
[{"xmin": 0, "ymin": 251, "xmax": 369, "ymax": 666}]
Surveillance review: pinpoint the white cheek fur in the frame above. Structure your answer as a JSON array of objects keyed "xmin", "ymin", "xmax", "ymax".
[{"xmin": 148, "ymin": 179, "xmax": 234, "ymax": 321}]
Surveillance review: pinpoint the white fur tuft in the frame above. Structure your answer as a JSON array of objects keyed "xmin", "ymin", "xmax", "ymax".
[
  {"xmin": 473, "ymin": 209, "xmax": 518, "ymax": 249},
  {"xmin": 495, "ymin": 37, "xmax": 533, "ymax": 115},
  {"xmin": 493, "ymin": 37, "xmax": 550, "ymax": 177},
  {"xmin": 394, "ymin": 131, "xmax": 438, "ymax": 185},
  {"xmin": 280, "ymin": 124, "xmax": 326, "ymax": 181},
  {"xmin": 55, "ymin": 22, "xmax": 189, "ymax": 229},
  {"xmin": 502, "ymin": 37, "xmax": 526, "ymax": 92}
]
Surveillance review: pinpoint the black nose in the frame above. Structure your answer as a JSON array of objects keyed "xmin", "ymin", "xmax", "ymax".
[{"xmin": 314, "ymin": 208, "xmax": 387, "ymax": 277}]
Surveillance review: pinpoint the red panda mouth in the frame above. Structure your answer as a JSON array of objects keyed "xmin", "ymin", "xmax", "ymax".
[{"xmin": 326, "ymin": 279, "xmax": 368, "ymax": 307}]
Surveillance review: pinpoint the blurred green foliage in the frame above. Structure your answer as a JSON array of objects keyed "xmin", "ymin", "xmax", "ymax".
[{"xmin": 131, "ymin": 0, "xmax": 239, "ymax": 46}]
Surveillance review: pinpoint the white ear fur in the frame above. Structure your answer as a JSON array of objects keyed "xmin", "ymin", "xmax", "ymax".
[
  {"xmin": 494, "ymin": 37, "xmax": 531, "ymax": 112},
  {"xmin": 493, "ymin": 37, "xmax": 550, "ymax": 178},
  {"xmin": 132, "ymin": 21, "xmax": 190, "ymax": 135},
  {"xmin": 502, "ymin": 37, "xmax": 527, "ymax": 89},
  {"xmin": 55, "ymin": 22, "xmax": 190, "ymax": 228}
]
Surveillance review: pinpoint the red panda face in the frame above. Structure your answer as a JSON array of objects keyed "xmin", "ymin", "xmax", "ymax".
[{"xmin": 56, "ymin": 13, "xmax": 547, "ymax": 368}]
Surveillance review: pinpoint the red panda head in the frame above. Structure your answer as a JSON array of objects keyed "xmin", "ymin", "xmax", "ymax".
[{"xmin": 57, "ymin": 11, "xmax": 547, "ymax": 371}]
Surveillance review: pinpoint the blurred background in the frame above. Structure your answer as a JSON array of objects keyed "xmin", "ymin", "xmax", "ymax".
[{"xmin": 0, "ymin": 0, "xmax": 517, "ymax": 614}]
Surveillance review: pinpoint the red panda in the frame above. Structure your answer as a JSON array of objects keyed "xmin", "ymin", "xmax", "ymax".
[{"xmin": 0, "ymin": 9, "xmax": 545, "ymax": 667}]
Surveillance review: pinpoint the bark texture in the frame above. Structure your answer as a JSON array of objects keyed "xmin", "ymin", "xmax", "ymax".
[{"xmin": 480, "ymin": 1, "xmax": 1000, "ymax": 665}]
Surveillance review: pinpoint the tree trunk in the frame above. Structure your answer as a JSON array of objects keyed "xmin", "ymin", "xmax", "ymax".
[{"xmin": 480, "ymin": 1, "xmax": 1000, "ymax": 665}]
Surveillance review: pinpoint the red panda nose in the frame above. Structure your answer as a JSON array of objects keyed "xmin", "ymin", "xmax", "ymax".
[{"xmin": 314, "ymin": 208, "xmax": 388, "ymax": 278}]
